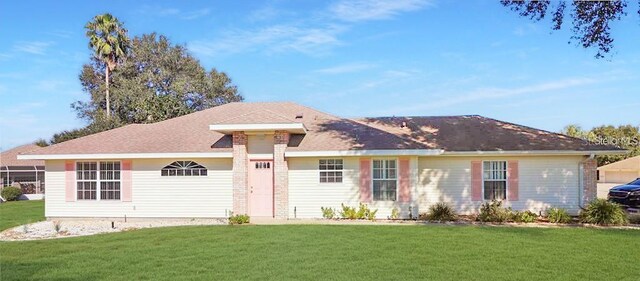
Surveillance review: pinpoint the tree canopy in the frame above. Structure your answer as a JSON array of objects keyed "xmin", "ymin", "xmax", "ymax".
[
  {"xmin": 49, "ymin": 33, "xmax": 242, "ymax": 144},
  {"xmin": 501, "ymin": 0, "xmax": 633, "ymax": 58},
  {"xmin": 561, "ymin": 124, "xmax": 640, "ymax": 166}
]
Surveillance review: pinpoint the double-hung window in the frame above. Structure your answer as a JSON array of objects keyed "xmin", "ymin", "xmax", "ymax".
[
  {"xmin": 483, "ymin": 161, "xmax": 507, "ymax": 200},
  {"xmin": 76, "ymin": 161, "xmax": 121, "ymax": 200},
  {"xmin": 319, "ymin": 159, "xmax": 343, "ymax": 183},
  {"xmin": 372, "ymin": 159, "xmax": 397, "ymax": 201}
]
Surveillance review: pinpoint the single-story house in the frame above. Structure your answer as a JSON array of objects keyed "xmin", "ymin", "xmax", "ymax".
[
  {"xmin": 597, "ymin": 155, "xmax": 640, "ymax": 198},
  {"xmin": 1, "ymin": 144, "xmax": 45, "ymax": 200},
  {"xmin": 19, "ymin": 102, "xmax": 624, "ymax": 219}
]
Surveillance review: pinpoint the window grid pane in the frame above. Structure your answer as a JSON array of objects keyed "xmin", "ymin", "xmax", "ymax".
[
  {"xmin": 483, "ymin": 161, "xmax": 507, "ymax": 200},
  {"xmin": 99, "ymin": 161, "xmax": 121, "ymax": 200},
  {"xmin": 372, "ymin": 159, "xmax": 397, "ymax": 201},
  {"xmin": 76, "ymin": 162, "xmax": 98, "ymax": 200},
  {"xmin": 319, "ymin": 159, "xmax": 343, "ymax": 183}
]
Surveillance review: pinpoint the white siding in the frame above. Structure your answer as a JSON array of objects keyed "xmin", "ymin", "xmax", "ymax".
[
  {"xmin": 417, "ymin": 156, "xmax": 584, "ymax": 214},
  {"xmin": 45, "ymin": 159, "xmax": 233, "ymax": 218},
  {"xmin": 288, "ymin": 157, "xmax": 418, "ymax": 219}
]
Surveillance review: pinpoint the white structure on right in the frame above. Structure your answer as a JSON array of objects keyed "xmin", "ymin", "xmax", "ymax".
[{"xmin": 597, "ymin": 155, "xmax": 640, "ymax": 198}]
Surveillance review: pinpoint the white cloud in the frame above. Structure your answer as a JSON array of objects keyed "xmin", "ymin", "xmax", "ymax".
[
  {"xmin": 139, "ymin": 6, "xmax": 211, "ymax": 20},
  {"xmin": 181, "ymin": 9, "xmax": 211, "ymax": 20},
  {"xmin": 47, "ymin": 30, "xmax": 74, "ymax": 38},
  {"xmin": 191, "ymin": 0, "xmax": 432, "ymax": 58},
  {"xmin": 329, "ymin": 0, "xmax": 433, "ymax": 22},
  {"xmin": 190, "ymin": 24, "xmax": 346, "ymax": 56},
  {"xmin": 14, "ymin": 41, "xmax": 54, "ymax": 55},
  {"xmin": 393, "ymin": 77, "xmax": 598, "ymax": 113},
  {"xmin": 314, "ymin": 62, "xmax": 376, "ymax": 74}
]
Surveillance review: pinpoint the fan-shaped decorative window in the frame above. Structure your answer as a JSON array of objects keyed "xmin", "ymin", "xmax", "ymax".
[{"xmin": 161, "ymin": 161, "xmax": 208, "ymax": 176}]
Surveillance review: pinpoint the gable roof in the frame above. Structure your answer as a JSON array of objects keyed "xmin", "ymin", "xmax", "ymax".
[
  {"xmin": 597, "ymin": 155, "xmax": 640, "ymax": 171},
  {"xmin": 1, "ymin": 144, "xmax": 44, "ymax": 166},
  {"xmin": 22, "ymin": 102, "xmax": 623, "ymax": 157}
]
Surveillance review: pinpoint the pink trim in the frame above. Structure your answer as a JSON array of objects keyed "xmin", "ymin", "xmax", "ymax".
[
  {"xmin": 398, "ymin": 158, "xmax": 410, "ymax": 202},
  {"xmin": 121, "ymin": 160, "xmax": 132, "ymax": 202},
  {"xmin": 65, "ymin": 161, "xmax": 75, "ymax": 202},
  {"xmin": 471, "ymin": 161, "xmax": 482, "ymax": 201},
  {"xmin": 359, "ymin": 158, "xmax": 372, "ymax": 203},
  {"xmin": 507, "ymin": 160, "xmax": 519, "ymax": 201}
]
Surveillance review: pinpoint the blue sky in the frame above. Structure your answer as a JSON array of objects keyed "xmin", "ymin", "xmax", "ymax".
[{"xmin": 1, "ymin": 0, "xmax": 639, "ymax": 150}]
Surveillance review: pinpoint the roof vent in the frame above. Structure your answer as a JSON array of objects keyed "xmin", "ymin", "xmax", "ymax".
[{"xmin": 295, "ymin": 113, "xmax": 303, "ymax": 119}]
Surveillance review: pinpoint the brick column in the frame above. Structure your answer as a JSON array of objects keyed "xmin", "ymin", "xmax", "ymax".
[
  {"xmin": 232, "ymin": 132, "xmax": 248, "ymax": 215},
  {"xmin": 582, "ymin": 157, "xmax": 597, "ymax": 204},
  {"xmin": 273, "ymin": 131, "xmax": 290, "ymax": 219}
]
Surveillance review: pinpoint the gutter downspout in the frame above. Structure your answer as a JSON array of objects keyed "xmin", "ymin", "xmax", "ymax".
[{"xmin": 578, "ymin": 154, "xmax": 596, "ymax": 209}]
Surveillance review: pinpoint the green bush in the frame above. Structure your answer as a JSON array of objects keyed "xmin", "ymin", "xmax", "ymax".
[
  {"xmin": 390, "ymin": 207, "xmax": 400, "ymax": 220},
  {"xmin": 546, "ymin": 207, "xmax": 572, "ymax": 224},
  {"xmin": 339, "ymin": 204, "xmax": 357, "ymax": 219},
  {"xmin": 513, "ymin": 210, "xmax": 538, "ymax": 223},
  {"xmin": 320, "ymin": 207, "xmax": 336, "ymax": 219},
  {"xmin": 579, "ymin": 199, "xmax": 628, "ymax": 225},
  {"xmin": 228, "ymin": 214, "xmax": 250, "ymax": 225},
  {"xmin": 628, "ymin": 213, "xmax": 640, "ymax": 225},
  {"xmin": 366, "ymin": 208, "xmax": 378, "ymax": 221},
  {"xmin": 425, "ymin": 203, "xmax": 457, "ymax": 221},
  {"xmin": 1, "ymin": 186, "xmax": 22, "ymax": 201},
  {"xmin": 339, "ymin": 203, "xmax": 378, "ymax": 220},
  {"xmin": 478, "ymin": 200, "xmax": 512, "ymax": 223}
]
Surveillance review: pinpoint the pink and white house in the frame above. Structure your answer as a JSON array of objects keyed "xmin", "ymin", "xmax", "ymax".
[{"xmin": 19, "ymin": 102, "xmax": 623, "ymax": 219}]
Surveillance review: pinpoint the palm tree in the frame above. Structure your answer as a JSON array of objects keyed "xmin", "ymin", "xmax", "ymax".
[{"xmin": 85, "ymin": 14, "xmax": 130, "ymax": 117}]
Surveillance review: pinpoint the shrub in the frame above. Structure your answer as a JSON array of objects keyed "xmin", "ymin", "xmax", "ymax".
[
  {"xmin": 425, "ymin": 203, "xmax": 457, "ymax": 221},
  {"xmin": 513, "ymin": 210, "xmax": 538, "ymax": 223},
  {"xmin": 546, "ymin": 207, "xmax": 572, "ymax": 224},
  {"xmin": 628, "ymin": 213, "xmax": 640, "ymax": 225},
  {"xmin": 478, "ymin": 200, "xmax": 512, "ymax": 223},
  {"xmin": 1, "ymin": 186, "xmax": 22, "ymax": 201},
  {"xmin": 340, "ymin": 203, "xmax": 378, "ymax": 220},
  {"xmin": 580, "ymin": 199, "xmax": 628, "ymax": 225},
  {"xmin": 390, "ymin": 207, "xmax": 400, "ymax": 220},
  {"xmin": 339, "ymin": 204, "xmax": 357, "ymax": 219},
  {"xmin": 366, "ymin": 208, "xmax": 378, "ymax": 221},
  {"xmin": 321, "ymin": 207, "xmax": 336, "ymax": 219},
  {"xmin": 228, "ymin": 214, "xmax": 250, "ymax": 225}
]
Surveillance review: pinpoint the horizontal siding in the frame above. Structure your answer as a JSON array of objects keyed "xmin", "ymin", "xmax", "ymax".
[
  {"xmin": 417, "ymin": 156, "xmax": 583, "ymax": 214},
  {"xmin": 45, "ymin": 159, "xmax": 232, "ymax": 218},
  {"xmin": 288, "ymin": 157, "xmax": 417, "ymax": 219}
]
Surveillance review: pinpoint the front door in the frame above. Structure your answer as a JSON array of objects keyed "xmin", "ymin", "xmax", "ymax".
[{"xmin": 248, "ymin": 160, "xmax": 274, "ymax": 217}]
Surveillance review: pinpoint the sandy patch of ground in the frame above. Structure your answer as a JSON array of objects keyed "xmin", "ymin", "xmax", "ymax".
[{"xmin": 0, "ymin": 219, "xmax": 227, "ymax": 241}]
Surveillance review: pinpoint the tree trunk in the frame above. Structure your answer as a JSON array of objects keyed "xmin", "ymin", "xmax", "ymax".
[{"xmin": 105, "ymin": 66, "xmax": 110, "ymax": 117}]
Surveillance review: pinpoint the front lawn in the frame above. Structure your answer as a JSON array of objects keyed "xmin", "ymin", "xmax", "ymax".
[
  {"xmin": 0, "ymin": 200, "xmax": 44, "ymax": 231},
  {"xmin": 1, "ymin": 224, "xmax": 638, "ymax": 281}
]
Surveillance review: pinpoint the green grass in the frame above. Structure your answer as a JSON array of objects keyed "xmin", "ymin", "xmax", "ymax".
[
  {"xmin": 1, "ymin": 224, "xmax": 638, "ymax": 281},
  {"xmin": 0, "ymin": 200, "xmax": 44, "ymax": 231}
]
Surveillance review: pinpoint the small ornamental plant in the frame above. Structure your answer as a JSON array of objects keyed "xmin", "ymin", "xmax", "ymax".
[
  {"xmin": 546, "ymin": 208, "xmax": 572, "ymax": 224},
  {"xmin": 229, "ymin": 214, "xmax": 250, "ymax": 225},
  {"xmin": 580, "ymin": 199, "xmax": 628, "ymax": 226}
]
